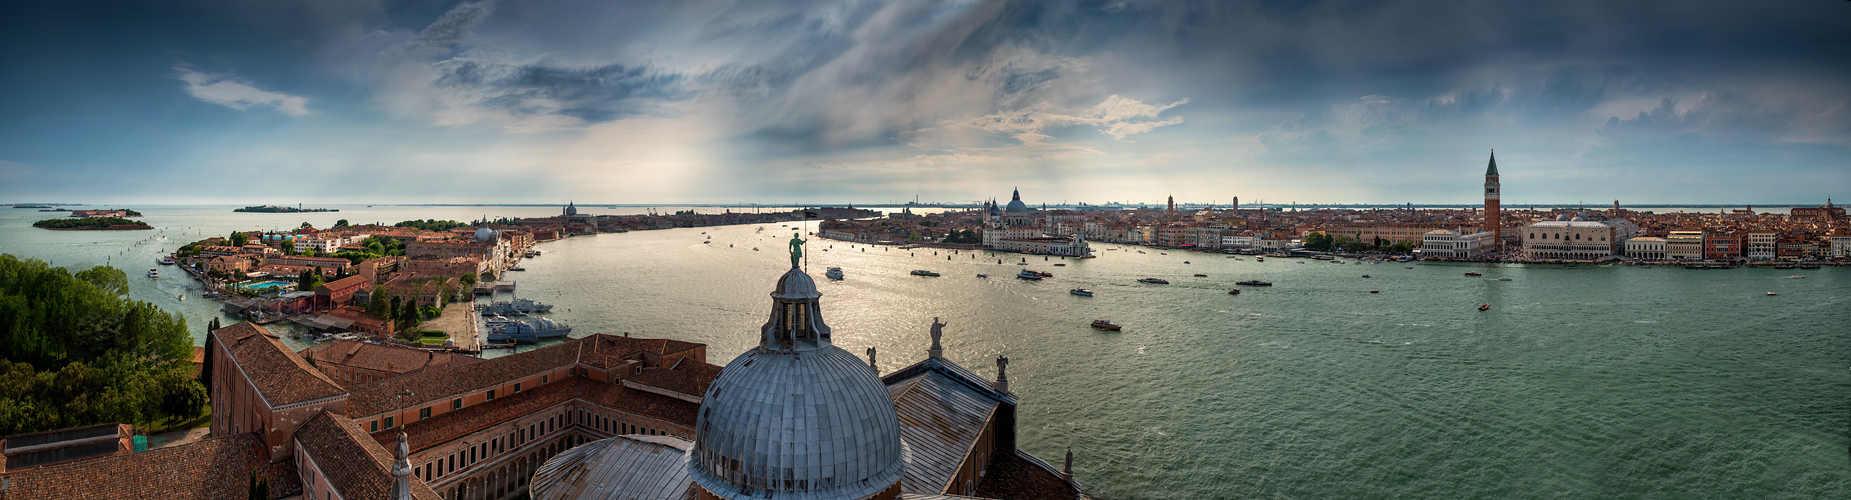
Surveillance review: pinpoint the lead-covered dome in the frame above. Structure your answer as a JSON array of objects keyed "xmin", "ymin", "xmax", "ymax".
[
  {"xmin": 1005, "ymin": 188, "xmax": 1028, "ymax": 213},
  {"xmin": 687, "ymin": 267, "xmax": 906, "ymax": 500}
]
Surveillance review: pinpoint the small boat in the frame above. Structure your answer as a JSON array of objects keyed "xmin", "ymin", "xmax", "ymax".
[
  {"xmin": 508, "ymin": 266, "xmax": 526, "ymax": 271},
  {"xmin": 1017, "ymin": 262, "xmax": 1029, "ymax": 265},
  {"xmin": 1766, "ymin": 291, "xmax": 1777, "ymax": 296},
  {"xmin": 1193, "ymin": 274, "xmax": 1207, "ymax": 277},
  {"xmin": 1090, "ymin": 319, "xmax": 1122, "ymax": 331},
  {"xmin": 1160, "ymin": 253, "xmax": 1167, "ymax": 255},
  {"xmin": 1361, "ymin": 275, "xmax": 1371, "ymax": 278},
  {"xmin": 1137, "ymin": 278, "xmax": 1169, "ymax": 284},
  {"xmin": 1497, "ymin": 277, "xmax": 1512, "ymax": 281},
  {"xmin": 1182, "ymin": 261, "xmax": 1190, "ymax": 264},
  {"xmin": 825, "ymin": 267, "xmax": 844, "ymax": 280},
  {"xmin": 1369, "ymin": 290, "xmax": 1379, "ymax": 293},
  {"xmin": 1406, "ymin": 267, "xmax": 1414, "ymax": 269},
  {"xmin": 1227, "ymin": 289, "xmax": 1240, "ymax": 295},
  {"xmin": 1069, "ymin": 288, "xmax": 1093, "ymax": 297},
  {"xmin": 1464, "ymin": 272, "xmax": 1482, "ymax": 277},
  {"xmin": 1790, "ymin": 275, "xmax": 1805, "ymax": 279},
  {"xmin": 1053, "ymin": 263, "xmax": 1066, "ymax": 266},
  {"xmin": 177, "ymin": 293, "xmax": 185, "ymax": 301},
  {"xmin": 1331, "ymin": 261, "xmax": 1344, "ymax": 264},
  {"xmin": 975, "ymin": 274, "xmax": 988, "ymax": 278},
  {"xmin": 1255, "ymin": 257, "xmax": 1263, "ymax": 262},
  {"xmin": 147, "ymin": 268, "xmax": 158, "ymax": 278},
  {"xmin": 158, "ymin": 257, "xmax": 175, "ymax": 265},
  {"xmin": 1016, "ymin": 270, "xmax": 1043, "ymax": 280},
  {"xmin": 1235, "ymin": 280, "xmax": 1271, "ymax": 286},
  {"xmin": 1036, "ymin": 271, "xmax": 1053, "ymax": 277},
  {"xmin": 911, "ymin": 270, "xmax": 941, "ymax": 277},
  {"xmin": 1478, "ymin": 304, "xmax": 1491, "ymax": 311}
]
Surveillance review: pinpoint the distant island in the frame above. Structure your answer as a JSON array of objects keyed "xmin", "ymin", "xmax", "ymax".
[
  {"xmin": 33, "ymin": 217, "xmax": 151, "ymax": 230},
  {"xmin": 11, "ymin": 204, "xmax": 52, "ymax": 209},
  {"xmin": 234, "ymin": 205, "xmax": 339, "ymax": 213}
]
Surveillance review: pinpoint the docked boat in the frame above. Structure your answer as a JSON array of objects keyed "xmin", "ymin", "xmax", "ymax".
[
  {"xmin": 158, "ymin": 256, "xmax": 175, "ymax": 265},
  {"xmin": 147, "ymin": 268, "xmax": 158, "ymax": 278},
  {"xmin": 486, "ymin": 319, "xmax": 537, "ymax": 344},
  {"xmin": 480, "ymin": 298, "xmax": 554, "ymax": 316},
  {"xmin": 825, "ymin": 267, "xmax": 844, "ymax": 280},
  {"xmin": 911, "ymin": 270, "xmax": 941, "ymax": 277},
  {"xmin": 1137, "ymin": 278, "xmax": 1169, "ymax": 284},
  {"xmin": 1235, "ymin": 280, "xmax": 1271, "ymax": 286},
  {"xmin": 1016, "ymin": 270, "xmax": 1043, "ymax": 280},
  {"xmin": 528, "ymin": 317, "xmax": 572, "ymax": 338},
  {"xmin": 508, "ymin": 266, "xmax": 526, "ymax": 271},
  {"xmin": 1798, "ymin": 263, "xmax": 1820, "ymax": 269},
  {"xmin": 1069, "ymin": 288, "xmax": 1093, "ymax": 297},
  {"xmin": 1090, "ymin": 319, "xmax": 1122, "ymax": 331},
  {"xmin": 1463, "ymin": 272, "xmax": 1483, "ymax": 277}
]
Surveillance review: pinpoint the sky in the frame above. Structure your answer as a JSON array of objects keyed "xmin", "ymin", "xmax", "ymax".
[{"xmin": 2, "ymin": 0, "xmax": 1847, "ymax": 206}]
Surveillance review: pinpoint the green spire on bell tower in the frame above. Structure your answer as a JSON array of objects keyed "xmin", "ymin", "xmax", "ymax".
[{"xmin": 1486, "ymin": 149, "xmax": 1499, "ymax": 176}]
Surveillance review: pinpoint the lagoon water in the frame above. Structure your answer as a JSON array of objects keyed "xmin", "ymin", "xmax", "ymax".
[{"xmin": 3, "ymin": 205, "xmax": 1846, "ymax": 498}]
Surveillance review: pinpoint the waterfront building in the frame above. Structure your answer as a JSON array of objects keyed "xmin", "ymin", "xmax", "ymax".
[
  {"xmin": 1484, "ymin": 150, "xmax": 1502, "ymax": 251},
  {"xmin": 1320, "ymin": 226, "xmax": 1444, "ymax": 246},
  {"xmin": 1418, "ymin": 229, "xmax": 1495, "ymax": 258},
  {"xmin": 1788, "ymin": 198, "xmax": 1845, "ymax": 221},
  {"xmin": 529, "ymin": 262, "xmax": 1079, "ymax": 499},
  {"xmin": 67, "ymin": 209, "xmax": 129, "ymax": 218},
  {"xmin": 1746, "ymin": 231, "xmax": 1778, "ymax": 260},
  {"xmin": 1624, "ymin": 236, "xmax": 1668, "ymax": 260},
  {"xmin": 1521, "ymin": 214, "xmax": 1617, "ymax": 260},
  {"xmin": 1704, "ymin": 232, "xmax": 1744, "ymax": 260},
  {"xmin": 1832, "ymin": 231, "xmax": 1851, "ymax": 258},
  {"xmin": 1665, "ymin": 231, "xmax": 1705, "ymax": 260},
  {"xmin": 995, "ymin": 232, "xmax": 1092, "ymax": 256}
]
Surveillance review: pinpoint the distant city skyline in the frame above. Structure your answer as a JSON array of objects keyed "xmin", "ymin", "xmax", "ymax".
[{"xmin": 3, "ymin": 1, "xmax": 1847, "ymax": 205}]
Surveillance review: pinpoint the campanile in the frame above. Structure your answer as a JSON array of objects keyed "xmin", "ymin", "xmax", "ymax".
[{"xmin": 1484, "ymin": 150, "xmax": 1501, "ymax": 251}]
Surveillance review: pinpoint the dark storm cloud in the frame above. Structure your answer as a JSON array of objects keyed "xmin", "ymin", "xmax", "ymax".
[{"xmin": 435, "ymin": 60, "xmax": 685, "ymax": 122}]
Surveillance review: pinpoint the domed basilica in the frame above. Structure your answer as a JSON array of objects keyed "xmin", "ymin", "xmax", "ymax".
[{"xmin": 530, "ymin": 253, "xmax": 1081, "ymax": 500}]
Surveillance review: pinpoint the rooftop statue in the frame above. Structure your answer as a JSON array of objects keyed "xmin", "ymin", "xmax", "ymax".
[{"xmin": 788, "ymin": 233, "xmax": 806, "ymax": 268}]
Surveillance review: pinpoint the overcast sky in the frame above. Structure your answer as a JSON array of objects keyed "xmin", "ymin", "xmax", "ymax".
[{"xmin": 3, "ymin": 0, "xmax": 1847, "ymax": 206}]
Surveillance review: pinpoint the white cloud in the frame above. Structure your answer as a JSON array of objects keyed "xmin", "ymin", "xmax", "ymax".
[
  {"xmin": 175, "ymin": 67, "xmax": 310, "ymax": 116},
  {"xmin": 963, "ymin": 94, "xmax": 1189, "ymax": 143}
]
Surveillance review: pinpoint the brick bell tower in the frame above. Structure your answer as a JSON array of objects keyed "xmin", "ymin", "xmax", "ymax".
[{"xmin": 1484, "ymin": 149, "xmax": 1501, "ymax": 252}]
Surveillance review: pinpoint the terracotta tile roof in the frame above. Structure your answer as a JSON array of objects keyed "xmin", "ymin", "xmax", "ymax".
[
  {"xmin": 0, "ymin": 433, "xmax": 300, "ymax": 499},
  {"xmin": 577, "ymin": 334, "xmax": 705, "ymax": 369},
  {"xmin": 318, "ymin": 274, "xmax": 368, "ymax": 292},
  {"xmin": 301, "ymin": 340, "xmax": 482, "ymax": 378},
  {"xmin": 217, "ymin": 322, "xmax": 347, "ymax": 407},
  {"xmin": 346, "ymin": 338, "xmax": 584, "ymax": 417},
  {"xmin": 975, "ymin": 451, "xmax": 1079, "ymax": 500},
  {"xmin": 294, "ymin": 411, "xmax": 442, "ymax": 500},
  {"xmin": 376, "ymin": 378, "xmax": 699, "ymax": 454},
  {"xmin": 625, "ymin": 358, "xmax": 722, "ymax": 400}
]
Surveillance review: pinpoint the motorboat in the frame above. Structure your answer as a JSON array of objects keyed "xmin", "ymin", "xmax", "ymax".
[
  {"xmin": 1227, "ymin": 289, "xmax": 1240, "ymax": 295},
  {"xmin": 1497, "ymin": 277, "xmax": 1512, "ymax": 281},
  {"xmin": 1137, "ymin": 278, "xmax": 1169, "ymax": 284},
  {"xmin": 1235, "ymin": 280, "xmax": 1271, "ymax": 286},
  {"xmin": 1464, "ymin": 272, "xmax": 1483, "ymax": 277},
  {"xmin": 1183, "ymin": 261, "xmax": 1190, "ymax": 264},
  {"xmin": 1766, "ymin": 291, "xmax": 1777, "ymax": 296},
  {"xmin": 1478, "ymin": 304, "xmax": 1491, "ymax": 311},
  {"xmin": 1016, "ymin": 262, "xmax": 1028, "ymax": 265},
  {"xmin": 911, "ymin": 270, "xmax": 941, "ymax": 277},
  {"xmin": 1035, "ymin": 271, "xmax": 1053, "ymax": 277},
  {"xmin": 975, "ymin": 274, "xmax": 988, "ymax": 278},
  {"xmin": 1194, "ymin": 274, "xmax": 1208, "ymax": 277},
  {"xmin": 1069, "ymin": 288, "xmax": 1093, "ymax": 297},
  {"xmin": 825, "ymin": 267, "xmax": 844, "ymax": 280},
  {"xmin": 1016, "ymin": 270, "xmax": 1043, "ymax": 280},
  {"xmin": 1090, "ymin": 319, "xmax": 1122, "ymax": 331},
  {"xmin": 1053, "ymin": 263, "xmax": 1066, "ymax": 266},
  {"xmin": 1255, "ymin": 257, "xmax": 1263, "ymax": 262},
  {"xmin": 147, "ymin": 268, "xmax": 158, "ymax": 278},
  {"xmin": 1790, "ymin": 275, "xmax": 1805, "ymax": 279},
  {"xmin": 508, "ymin": 266, "xmax": 526, "ymax": 271},
  {"xmin": 158, "ymin": 256, "xmax": 175, "ymax": 265},
  {"xmin": 1369, "ymin": 290, "xmax": 1379, "ymax": 293},
  {"xmin": 1362, "ymin": 275, "xmax": 1371, "ymax": 278}
]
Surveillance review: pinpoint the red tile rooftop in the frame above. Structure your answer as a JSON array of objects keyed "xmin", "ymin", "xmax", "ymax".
[
  {"xmin": 375, "ymin": 378, "xmax": 699, "ymax": 454},
  {"xmin": 295, "ymin": 411, "xmax": 442, "ymax": 500},
  {"xmin": 0, "ymin": 433, "xmax": 300, "ymax": 499},
  {"xmin": 217, "ymin": 322, "xmax": 346, "ymax": 407}
]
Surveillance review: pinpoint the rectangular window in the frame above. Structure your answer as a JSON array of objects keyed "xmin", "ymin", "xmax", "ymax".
[
  {"xmin": 487, "ymin": 390, "xmax": 496, "ymax": 401},
  {"xmin": 420, "ymin": 407, "xmax": 431, "ymax": 420},
  {"xmin": 470, "ymin": 448, "xmax": 476, "ymax": 464},
  {"xmin": 452, "ymin": 398, "xmax": 462, "ymax": 411},
  {"xmin": 543, "ymin": 374, "xmax": 549, "ymax": 384},
  {"xmin": 514, "ymin": 383, "xmax": 521, "ymax": 393},
  {"xmin": 370, "ymin": 420, "xmax": 378, "ymax": 433},
  {"xmin": 384, "ymin": 416, "xmax": 394, "ymax": 428}
]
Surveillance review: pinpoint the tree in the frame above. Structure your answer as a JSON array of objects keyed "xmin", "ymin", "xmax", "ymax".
[
  {"xmin": 229, "ymin": 232, "xmax": 250, "ymax": 247},
  {"xmin": 389, "ymin": 296, "xmax": 402, "ymax": 324},
  {"xmin": 280, "ymin": 240, "xmax": 295, "ymax": 256},
  {"xmin": 367, "ymin": 291, "xmax": 389, "ymax": 316},
  {"xmin": 201, "ymin": 318, "xmax": 220, "ymax": 394},
  {"xmin": 299, "ymin": 222, "xmax": 312, "ymax": 229},
  {"xmin": 249, "ymin": 470, "xmax": 270, "ymax": 500},
  {"xmin": 296, "ymin": 270, "xmax": 313, "ymax": 292},
  {"xmin": 333, "ymin": 219, "xmax": 349, "ymax": 228},
  {"xmin": 460, "ymin": 272, "xmax": 477, "ymax": 287}
]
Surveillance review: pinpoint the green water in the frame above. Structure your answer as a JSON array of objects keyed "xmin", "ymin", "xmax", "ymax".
[{"xmin": 3, "ymin": 206, "xmax": 1845, "ymax": 498}]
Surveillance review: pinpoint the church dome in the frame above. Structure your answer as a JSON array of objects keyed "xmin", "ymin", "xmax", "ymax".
[
  {"xmin": 1005, "ymin": 188, "xmax": 1029, "ymax": 213},
  {"xmin": 473, "ymin": 227, "xmax": 498, "ymax": 242},
  {"xmin": 1557, "ymin": 214, "xmax": 1572, "ymax": 221},
  {"xmin": 687, "ymin": 267, "xmax": 906, "ymax": 500}
]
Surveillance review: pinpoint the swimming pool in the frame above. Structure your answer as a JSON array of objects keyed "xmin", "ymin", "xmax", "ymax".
[{"xmin": 245, "ymin": 281, "xmax": 295, "ymax": 290}]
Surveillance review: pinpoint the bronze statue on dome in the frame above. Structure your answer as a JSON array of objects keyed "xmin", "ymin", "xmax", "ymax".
[{"xmin": 789, "ymin": 233, "xmax": 806, "ymax": 268}]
